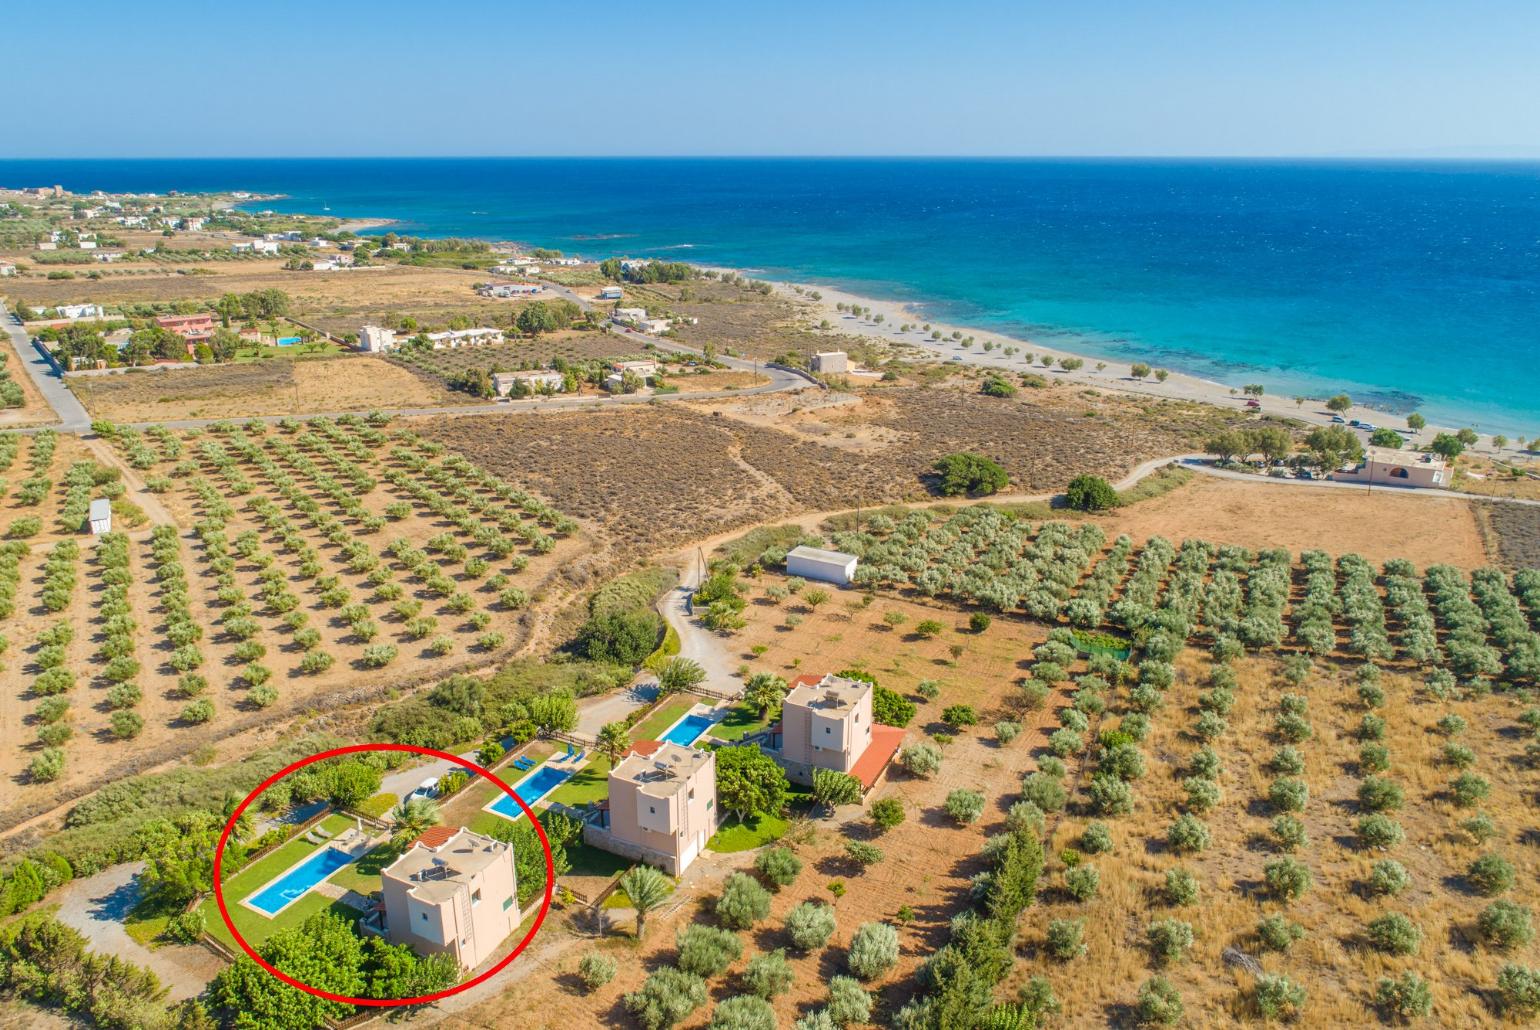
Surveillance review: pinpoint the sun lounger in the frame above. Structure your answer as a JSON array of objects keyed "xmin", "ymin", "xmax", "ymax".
[{"xmin": 312, "ymin": 826, "xmax": 333, "ymax": 839}]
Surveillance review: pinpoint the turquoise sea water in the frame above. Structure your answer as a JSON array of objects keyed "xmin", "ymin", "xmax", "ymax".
[{"xmin": 2, "ymin": 158, "xmax": 1536, "ymax": 433}]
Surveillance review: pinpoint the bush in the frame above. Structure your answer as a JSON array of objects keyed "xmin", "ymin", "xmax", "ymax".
[
  {"xmin": 869, "ymin": 798, "xmax": 904, "ymax": 832},
  {"xmin": 1269, "ymin": 777, "xmax": 1309, "ymax": 813},
  {"xmin": 1166, "ymin": 815, "xmax": 1211, "ymax": 854},
  {"xmin": 1270, "ymin": 815, "xmax": 1308, "ymax": 852},
  {"xmin": 944, "ymin": 788, "xmax": 985, "ymax": 825},
  {"xmin": 1047, "ymin": 728, "xmax": 1083, "ymax": 758},
  {"xmin": 1021, "ymin": 772, "xmax": 1067, "ymax": 813},
  {"xmin": 844, "ymin": 841, "xmax": 883, "ymax": 867},
  {"xmin": 1080, "ymin": 822, "xmax": 1113, "ymax": 855},
  {"xmin": 941, "ymin": 704, "xmax": 978, "ymax": 727},
  {"xmin": 1469, "ymin": 853, "xmax": 1517, "ymax": 896},
  {"xmin": 1359, "ymin": 743, "xmax": 1390, "ymax": 773},
  {"xmin": 579, "ymin": 952, "xmax": 617, "ymax": 991},
  {"xmin": 1367, "ymin": 912, "xmax": 1422, "ymax": 955},
  {"xmin": 164, "ymin": 908, "xmax": 205, "ymax": 945},
  {"xmin": 710, "ymin": 995, "xmax": 775, "ymax": 1030},
  {"xmin": 1164, "ymin": 867, "xmax": 1199, "ymax": 906},
  {"xmin": 1146, "ymin": 919, "xmax": 1194, "ymax": 966},
  {"xmin": 755, "ymin": 848, "xmax": 803, "ymax": 888},
  {"xmin": 1065, "ymin": 865, "xmax": 1100, "ymax": 902},
  {"xmin": 785, "ymin": 901, "xmax": 836, "ymax": 951},
  {"xmin": 826, "ymin": 976, "xmax": 872, "ymax": 1027},
  {"xmin": 1367, "ymin": 859, "xmax": 1411, "ymax": 896},
  {"xmin": 1375, "ymin": 972, "xmax": 1432, "ymax": 1022},
  {"xmin": 110, "ymin": 710, "xmax": 144, "ymax": 739},
  {"xmin": 1045, "ymin": 918, "xmax": 1086, "ymax": 960},
  {"xmin": 1254, "ymin": 974, "xmax": 1306, "ymax": 1021},
  {"xmin": 1497, "ymin": 965, "xmax": 1540, "ymax": 1019},
  {"xmin": 1136, "ymin": 976, "xmax": 1184, "ymax": 1026},
  {"xmin": 1357, "ymin": 814, "xmax": 1405, "ymax": 851},
  {"xmin": 969, "ymin": 611, "xmax": 992, "ymax": 633},
  {"xmin": 180, "ymin": 698, "xmax": 215, "ymax": 724},
  {"xmin": 676, "ymin": 924, "xmax": 744, "ymax": 978},
  {"xmin": 624, "ymin": 967, "xmax": 707, "ymax": 1030},
  {"xmin": 1451, "ymin": 772, "xmax": 1491, "ymax": 808},
  {"xmin": 933, "ymin": 452, "xmax": 1008, "ymax": 496},
  {"xmin": 1274, "ymin": 712, "xmax": 1312, "ymax": 744},
  {"xmin": 717, "ymin": 873, "xmax": 772, "ymax": 929},
  {"xmin": 742, "ymin": 949, "xmax": 793, "ymax": 999},
  {"xmin": 1006, "ymin": 801, "xmax": 1046, "ymax": 836},
  {"xmin": 1257, "ymin": 915, "xmax": 1305, "ymax": 952},
  {"xmin": 1087, "ymin": 773, "xmax": 1132, "ymax": 817},
  {"xmin": 28, "ymin": 748, "xmax": 65, "ymax": 782},
  {"xmin": 1270, "ymin": 746, "xmax": 1305, "ymax": 776},
  {"xmin": 1358, "ymin": 776, "xmax": 1404, "ymax": 812},
  {"xmin": 993, "ymin": 719, "xmax": 1021, "ymax": 744},
  {"xmin": 1065, "ymin": 474, "xmax": 1118, "ymax": 512},
  {"xmin": 1264, "ymin": 857, "xmax": 1312, "ymax": 902},
  {"xmin": 847, "ymin": 921, "xmax": 899, "ymax": 980},
  {"xmin": 900, "ymin": 743, "xmax": 941, "ymax": 778},
  {"xmin": 1479, "ymin": 901, "xmax": 1535, "ymax": 951}
]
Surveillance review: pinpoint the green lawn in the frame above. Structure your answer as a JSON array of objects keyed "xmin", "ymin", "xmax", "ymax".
[
  {"xmin": 330, "ymin": 839, "xmax": 404, "ymax": 895},
  {"xmin": 197, "ymin": 814, "xmax": 363, "ymax": 950},
  {"xmin": 708, "ymin": 702, "xmax": 774, "ymax": 742},
  {"xmin": 123, "ymin": 895, "xmax": 181, "ymax": 947},
  {"xmin": 567, "ymin": 841, "xmax": 632, "ymax": 880},
  {"xmin": 629, "ymin": 695, "xmax": 700, "ymax": 742},
  {"xmin": 545, "ymin": 756, "xmax": 612, "ymax": 809},
  {"xmin": 707, "ymin": 812, "xmax": 789, "ymax": 853}
]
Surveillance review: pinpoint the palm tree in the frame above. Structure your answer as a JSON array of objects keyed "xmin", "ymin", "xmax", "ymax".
[
  {"xmin": 743, "ymin": 673, "xmax": 787, "ymax": 718},
  {"xmin": 597, "ymin": 721, "xmax": 630, "ymax": 767},
  {"xmin": 619, "ymin": 865, "xmax": 671, "ymax": 939},
  {"xmin": 390, "ymin": 797, "xmax": 441, "ymax": 845}
]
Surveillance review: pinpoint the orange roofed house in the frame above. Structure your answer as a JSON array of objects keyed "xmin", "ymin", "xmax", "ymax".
[
  {"xmin": 370, "ymin": 826, "xmax": 518, "ymax": 970},
  {"xmin": 584, "ymin": 740, "xmax": 718, "ymax": 875},
  {"xmin": 764, "ymin": 673, "xmax": 904, "ymax": 790}
]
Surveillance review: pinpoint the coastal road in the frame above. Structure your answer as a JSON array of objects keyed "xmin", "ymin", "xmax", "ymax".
[
  {"xmin": 1, "ymin": 302, "xmax": 90, "ymax": 431},
  {"xmin": 1180, "ymin": 456, "xmax": 1540, "ymax": 508}
]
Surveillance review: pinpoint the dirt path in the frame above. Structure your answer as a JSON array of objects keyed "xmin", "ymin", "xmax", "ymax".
[
  {"xmin": 81, "ymin": 435, "xmax": 177, "ymax": 529},
  {"xmin": 50, "ymin": 862, "xmax": 224, "ymax": 1001}
]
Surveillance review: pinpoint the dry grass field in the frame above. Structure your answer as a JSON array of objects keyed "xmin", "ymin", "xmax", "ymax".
[
  {"xmin": 0, "ymin": 417, "xmax": 582, "ymax": 831},
  {"xmin": 68, "ymin": 355, "xmax": 469, "ymax": 421},
  {"xmin": 1475, "ymin": 502, "xmax": 1540, "ymax": 572}
]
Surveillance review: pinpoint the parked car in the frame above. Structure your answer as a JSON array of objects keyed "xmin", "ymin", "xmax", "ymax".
[
  {"xmin": 1245, "ymin": 399, "xmax": 1261, "ymax": 409},
  {"xmin": 409, "ymin": 777, "xmax": 438, "ymax": 801},
  {"xmin": 1348, "ymin": 419, "xmax": 1362, "ymax": 428},
  {"xmin": 1330, "ymin": 415, "xmax": 1347, "ymax": 424},
  {"xmin": 1295, "ymin": 469, "xmax": 1315, "ymax": 479},
  {"xmin": 1359, "ymin": 423, "xmax": 1376, "ymax": 432}
]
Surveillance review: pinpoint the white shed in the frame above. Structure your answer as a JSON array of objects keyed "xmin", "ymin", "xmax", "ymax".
[
  {"xmin": 785, "ymin": 545, "xmax": 858, "ymax": 586},
  {"xmin": 88, "ymin": 498, "xmax": 111, "ymax": 535}
]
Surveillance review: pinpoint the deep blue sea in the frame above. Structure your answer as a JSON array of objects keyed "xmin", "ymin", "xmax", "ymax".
[{"xmin": 3, "ymin": 158, "xmax": 1537, "ymax": 434}]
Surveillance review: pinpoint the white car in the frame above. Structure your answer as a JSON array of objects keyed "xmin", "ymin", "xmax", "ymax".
[{"xmin": 408, "ymin": 777, "xmax": 438, "ymax": 801}]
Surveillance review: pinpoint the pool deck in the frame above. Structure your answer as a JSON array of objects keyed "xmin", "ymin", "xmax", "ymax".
[
  {"xmin": 239, "ymin": 828, "xmax": 379, "ymax": 919},
  {"xmin": 656, "ymin": 701, "xmax": 728, "ymax": 748}
]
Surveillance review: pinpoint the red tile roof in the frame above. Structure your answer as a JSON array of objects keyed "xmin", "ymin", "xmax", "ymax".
[
  {"xmin": 788, "ymin": 673, "xmax": 824, "ymax": 690},
  {"xmin": 623, "ymin": 739, "xmax": 663, "ymax": 759},
  {"xmin": 850, "ymin": 725, "xmax": 905, "ymax": 791},
  {"xmin": 413, "ymin": 825, "xmax": 458, "ymax": 849}
]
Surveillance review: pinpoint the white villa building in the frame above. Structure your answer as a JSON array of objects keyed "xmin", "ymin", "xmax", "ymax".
[
  {"xmin": 785, "ymin": 545, "xmax": 859, "ymax": 586},
  {"xmin": 812, "ymin": 351, "xmax": 849, "ymax": 373},
  {"xmin": 425, "ymin": 327, "xmax": 504, "ymax": 349},
  {"xmin": 358, "ymin": 325, "xmax": 398, "ymax": 353},
  {"xmin": 1332, "ymin": 447, "xmax": 1450, "ymax": 489},
  {"xmin": 492, "ymin": 370, "xmax": 565, "ymax": 397}
]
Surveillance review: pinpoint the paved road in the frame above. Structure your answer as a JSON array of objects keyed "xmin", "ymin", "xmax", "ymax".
[
  {"xmin": 50, "ymin": 862, "xmax": 224, "ymax": 1001},
  {"xmin": 1, "ymin": 304, "xmax": 89, "ymax": 431},
  {"xmin": 1180, "ymin": 456, "xmax": 1540, "ymax": 508}
]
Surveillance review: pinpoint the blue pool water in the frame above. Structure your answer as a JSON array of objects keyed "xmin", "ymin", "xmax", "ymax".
[
  {"xmin": 662, "ymin": 713, "xmax": 715, "ymax": 747},
  {"xmin": 246, "ymin": 845, "xmax": 358, "ymax": 916},
  {"xmin": 488, "ymin": 764, "xmax": 573, "ymax": 821}
]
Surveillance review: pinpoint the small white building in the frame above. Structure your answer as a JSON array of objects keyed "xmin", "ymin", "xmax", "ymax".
[
  {"xmin": 492, "ymin": 370, "xmax": 565, "ymax": 397},
  {"xmin": 95, "ymin": 252, "xmax": 123, "ymax": 263},
  {"xmin": 0, "ymin": 263, "xmax": 14, "ymax": 277},
  {"xmin": 425, "ymin": 327, "xmax": 504, "ymax": 349},
  {"xmin": 477, "ymin": 282, "xmax": 542, "ymax": 298},
  {"xmin": 598, "ymin": 286, "xmax": 623, "ymax": 300},
  {"xmin": 812, "ymin": 351, "xmax": 849, "ymax": 374},
  {"xmin": 77, "ymin": 240, "xmax": 97, "ymax": 250},
  {"xmin": 358, "ymin": 325, "xmax": 398, "ymax": 353},
  {"xmin": 1332, "ymin": 447, "xmax": 1449, "ymax": 489},
  {"xmin": 55, "ymin": 304, "xmax": 105, "ymax": 320},
  {"xmin": 613, "ymin": 307, "xmax": 648, "ymax": 325},
  {"xmin": 551, "ymin": 257, "xmax": 582, "ymax": 266},
  {"xmin": 611, "ymin": 359, "xmax": 659, "ymax": 380},
  {"xmin": 785, "ymin": 545, "xmax": 859, "ymax": 586},
  {"xmin": 232, "ymin": 240, "xmax": 280, "ymax": 255},
  {"xmin": 88, "ymin": 498, "xmax": 112, "ymax": 535}
]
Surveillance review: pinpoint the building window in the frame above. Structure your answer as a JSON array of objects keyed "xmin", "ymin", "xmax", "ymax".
[
  {"xmin": 472, "ymin": 889, "xmax": 482, "ymax": 906},
  {"xmin": 1390, "ymin": 467, "xmax": 1409, "ymax": 479},
  {"xmin": 420, "ymin": 912, "xmax": 428, "ymax": 922},
  {"xmin": 825, "ymin": 726, "xmax": 831, "ymax": 734},
  {"xmin": 688, "ymin": 788, "xmax": 695, "ymax": 800},
  {"xmin": 649, "ymin": 805, "xmax": 656, "ymax": 814},
  {"xmin": 503, "ymin": 896, "xmax": 513, "ymax": 911}
]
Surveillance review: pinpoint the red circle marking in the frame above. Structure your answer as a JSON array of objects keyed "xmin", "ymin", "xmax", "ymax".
[{"xmin": 212, "ymin": 742, "xmax": 555, "ymax": 1007}]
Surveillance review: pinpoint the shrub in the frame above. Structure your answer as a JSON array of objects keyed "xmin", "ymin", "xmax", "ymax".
[
  {"xmin": 1451, "ymin": 772, "xmax": 1491, "ymax": 808},
  {"xmin": 1045, "ymin": 918, "xmax": 1086, "ymax": 960},
  {"xmin": 1437, "ymin": 713, "xmax": 1468, "ymax": 736},
  {"xmin": 1164, "ymin": 868, "xmax": 1199, "ymax": 906},
  {"xmin": 1136, "ymin": 976, "xmax": 1184, "ymax": 1026},
  {"xmin": 847, "ymin": 921, "xmax": 899, "ymax": 980},
  {"xmin": 1269, "ymin": 777, "xmax": 1308, "ymax": 813},
  {"xmin": 1496, "ymin": 964, "xmax": 1540, "ymax": 1024},
  {"xmin": 869, "ymin": 798, "xmax": 904, "ymax": 832},
  {"xmin": 1166, "ymin": 815, "xmax": 1210, "ymax": 854},
  {"xmin": 110, "ymin": 710, "xmax": 144, "ymax": 739},
  {"xmin": 1194, "ymin": 711, "xmax": 1227, "ymax": 741},
  {"xmin": 1189, "ymin": 745, "xmax": 1222, "ymax": 780},
  {"xmin": 1270, "ymin": 746, "xmax": 1305, "ymax": 776},
  {"xmin": 844, "ymin": 841, "xmax": 883, "ymax": 867},
  {"xmin": 755, "ymin": 848, "xmax": 802, "ymax": 888},
  {"xmin": 1065, "ymin": 865, "xmax": 1100, "ymax": 902},
  {"xmin": 1443, "ymin": 742, "xmax": 1476, "ymax": 769},
  {"xmin": 993, "ymin": 719, "xmax": 1021, "ymax": 744},
  {"xmin": 1182, "ymin": 777, "xmax": 1220, "ymax": 814},
  {"xmin": 742, "ymin": 949, "xmax": 793, "ymax": 999},
  {"xmin": 1047, "ymin": 728, "xmax": 1083, "ymax": 758},
  {"xmin": 941, "ymin": 704, "xmax": 978, "ymax": 727},
  {"xmin": 1357, "ymin": 814, "xmax": 1405, "ymax": 851},
  {"xmin": 28, "ymin": 747, "xmax": 65, "ymax": 782},
  {"xmin": 1358, "ymin": 776, "xmax": 1404, "ymax": 812},
  {"xmin": 900, "ymin": 743, "xmax": 941, "ymax": 778},
  {"xmin": 1065, "ymin": 474, "xmax": 1118, "ymax": 512},
  {"xmin": 676, "ymin": 924, "xmax": 743, "ymax": 978},
  {"xmin": 1375, "ymin": 972, "xmax": 1432, "ymax": 1022},
  {"xmin": 1270, "ymin": 815, "xmax": 1308, "ymax": 852},
  {"xmin": 1360, "ymin": 713, "xmax": 1386, "ymax": 740},
  {"xmin": 579, "ymin": 952, "xmax": 617, "ymax": 991},
  {"xmin": 717, "ymin": 873, "xmax": 772, "ymax": 929},
  {"xmin": 1368, "ymin": 859, "xmax": 1411, "ymax": 896},
  {"xmin": 1274, "ymin": 712, "xmax": 1312, "ymax": 743},
  {"xmin": 1469, "ymin": 853, "xmax": 1517, "ymax": 896},
  {"xmin": 1021, "ymin": 772, "xmax": 1067, "ymax": 813},
  {"xmin": 944, "ymin": 789, "xmax": 985, "ymax": 825},
  {"xmin": 1462, "ymin": 812, "xmax": 1498, "ymax": 844},
  {"xmin": 1146, "ymin": 918, "xmax": 1194, "ymax": 965},
  {"xmin": 624, "ymin": 967, "xmax": 707, "ymax": 1030},
  {"xmin": 1257, "ymin": 915, "xmax": 1305, "ymax": 952},
  {"xmin": 1087, "ymin": 774, "xmax": 1132, "ymax": 817},
  {"xmin": 1479, "ymin": 901, "xmax": 1535, "ymax": 951},
  {"xmin": 1359, "ymin": 743, "xmax": 1390, "ymax": 773},
  {"xmin": 180, "ymin": 698, "xmax": 215, "ymax": 724},
  {"xmin": 1006, "ymin": 801, "xmax": 1046, "ymax": 836},
  {"xmin": 1080, "ymin": 823, "xmax": 1113, "ymax": 855},
  {"xmin": 1254, "ymin": 974, "xmax": 1306, "ymax": 1020},
  {"xmin": 969, "ymin": 612, "xmax": 992, "ymax": 633},
  {"xmin": 1367, "ymin": 912, "xmax": 1422, "ymax": 955},
  {"xmin": 785, "ymin": 902, "xmax": 836, "ymax": 951},
  {"xmin": 1265, "ymin": 857, "xmax": 1312, "ymax": 902},
  {"xmin": 826, "ymin": 976, "xmax": 872, "ymax": 1027}
]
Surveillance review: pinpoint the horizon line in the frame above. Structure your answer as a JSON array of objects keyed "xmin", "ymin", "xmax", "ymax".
[{"xmin": 4, "ymin": 153, "xmax": 1540, "ymax": 163}]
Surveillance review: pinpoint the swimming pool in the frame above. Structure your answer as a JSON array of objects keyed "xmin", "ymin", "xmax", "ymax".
[
  {"xmin": 245, "ymin": 845, "xmax": 359, "ymax": 917},
  {"xmin": 661, "ymin": 712, "xmax": 715, "ymax": 747},
  {"xmin": 486, "ymin": 764, "xmax": 573, "ymax": 821}
]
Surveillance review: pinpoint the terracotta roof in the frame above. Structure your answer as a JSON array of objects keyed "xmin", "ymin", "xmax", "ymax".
[
  {"xmin": 623, "ymin": 739, "xmax": 663, "ymax": 759},
  {"xmin": 788, "ymin": 673, "xmax": 824, "ymax": 690},
  {"xmin": 850, "ymin": 725, "xmax": 906, "ymax": 791},
  {"xmin": 413, "ymin": 825, "xmax": 458, "ymax": 849}
]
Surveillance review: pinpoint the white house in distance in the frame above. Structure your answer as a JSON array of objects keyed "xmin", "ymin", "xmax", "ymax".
[
  {"xmin": 1332, "ymin": 447, "xmax": 1449, "ymax": 489},
  {"xmin": 478, "ymin": 282, "xmax": 543, "ymax": 298},
  {"xmin": 492, "ymin": 370, "xmax": 564, "ymax": 397},
  {"xmin": 425, "ymin": 327, "xmax": 504, "ymax": 349},
  {"xmin": 0, "ymin": 262, "xmax": 15, "ymax": 277},
  {"xmin": 598, "ymin": 285, "xmax": 623, "ymax": 300},
  {"xmin": 785, "ymin": 545, "xmax": 859, "ymax": 586},
  {"xmin": 358, "ymin": 325, "xmax": 397, "ymax": 353},
  {"xmin": 586, "ymin": 741, "xmax": 719, "ymax": 876},
  {"xmin": 372, "ymin": 826, "xmax": 519, "ymax": 970},
  {"xmin": 232, "ymin": 240, "xmax": 280, "ymax": 255},
  {"xmin": 53, "ymin": 304, "xmax": 105, "ymax": 320},
  {"xmin": 88, "ymin": 498, "xmax": 112, "ymax": 535},
  {"xmin": 812, "ymin": 351, "xmax": 848, "ymax": 374}
]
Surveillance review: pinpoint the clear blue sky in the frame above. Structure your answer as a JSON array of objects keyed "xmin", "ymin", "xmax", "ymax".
[{"xmin": 11, "ymin": 0, "xmax": 1539, "ymax": 157}]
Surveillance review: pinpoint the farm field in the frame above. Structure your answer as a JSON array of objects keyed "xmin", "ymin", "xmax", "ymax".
[
  {"xmin": 68, "ymin": 355, "xmax": 470, "ymax": 421},
  {"xmin": 1, "ymin": 415, "xmax": 582, "ymax": 831},
  {"xmin": 388, "ymin": 333, "xmax": 657, "ymax": 382},
  {"xmin": 1476, "ymin": 501, "xmax": 1540, "ymax": 572}
]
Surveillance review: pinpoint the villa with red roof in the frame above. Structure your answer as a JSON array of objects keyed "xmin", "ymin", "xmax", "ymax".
[
  {"xmin": 584, "ymin": 740, "xmax": 718, "ymax": 875},
  {"xmin": 764, "ymin": 673, "xmax": 904, "ymax": 791}
]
